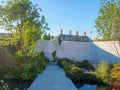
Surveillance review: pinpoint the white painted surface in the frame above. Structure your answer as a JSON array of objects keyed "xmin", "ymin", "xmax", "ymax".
[
  {"xmin": 56, "ymin": 41, "xmax": 120, "ymax": 63},
  {"xmin": 35, "ymin": 39, "xmax": 120, "ymax": 63},
  {"xmin": 35, "ymin": 39, "xmax": 59, "ymax": 61},
  {"xmin": 28, "ymin": 63, "xmax": 77, "ymax": 90}
]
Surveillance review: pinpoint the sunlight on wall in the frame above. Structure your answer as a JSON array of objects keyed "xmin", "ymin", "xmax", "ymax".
[{"xmin": 35, "ymin": 39, "xmax": 120, "ymax": 63}]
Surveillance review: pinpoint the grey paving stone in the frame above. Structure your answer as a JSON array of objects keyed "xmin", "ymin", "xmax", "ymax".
[{"xmin": 28, "ymin": 62, "xmax": 77, "ymax": 90}]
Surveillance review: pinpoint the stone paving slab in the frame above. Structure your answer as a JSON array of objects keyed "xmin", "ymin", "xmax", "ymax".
[{"xmin": 28, "ymin": 63, "xmax": 77, "ymax": 90}]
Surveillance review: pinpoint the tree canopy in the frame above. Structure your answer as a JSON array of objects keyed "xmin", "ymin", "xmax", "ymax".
[
  {"xmin": 95, "ymin": 0, "xmax": 120, "ymax": 41},
  {"xmin": 0, "ymin": 0, "xmax": 49, "ymax": 64},
  {"xmin": 41, "ymin": 33, "xmax": 54, "ymax": 40}
]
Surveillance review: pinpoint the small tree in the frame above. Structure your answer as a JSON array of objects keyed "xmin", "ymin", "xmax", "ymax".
[
  {"xmin": 0, "ymin": 0, "xmax": 49, "ymax": 65},
  {"xmin": 95, "ymin": 0, "xmax": 120, "ymax": 41}
]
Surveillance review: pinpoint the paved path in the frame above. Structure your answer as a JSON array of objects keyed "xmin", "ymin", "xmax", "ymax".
[{"xmin": 28, "ymin": 62, "xmax": 77, "ymax": 90}]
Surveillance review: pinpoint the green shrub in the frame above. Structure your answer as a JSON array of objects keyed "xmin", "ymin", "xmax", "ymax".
[
  {"xmin": 57, "ymin": 58, "xmax": 113, "ymax": 85},
  {"xmin": 56, "ymin": 59, "xmax": 63, "ymax": 67},
  {"xmin": 56, "ymin": 58, "xmax": 73, "ymax": 69},
  {"xmin": 61, "ymin": 60, "xmax": 72, "ymax": 71},
  {"xmin": 110, "ymin": 63, "xmax": 120, "ymax": 81},
  {"xmin": 81, "ymin": 60, "xmax": 95, "ymax": 71},
  {"xmin": 19, "ymin": 52, "xmax": 49, "ymax": 80},
  {"xmin": 71, "ymin": 66, "xmax": 81, "ymax": 73},
  {"xmin": 1, "ymin": 51, "xmax": 49, "ymax": 80},
  {"xmin": 84, "ymin": 73, "xmax": 97, "ymax": 83},
  {"xmin": 57, "ymin": 59, "xmax": 84, "ymax": 83},
  {"xmin": 62, "ymin": 58, "xmax": 74, "ymax": 65},
  {"xmin": 0, "ymin": 43, "xmax": 50, "ymax": 80},
  {"xmin": 96, "ymin": 85, "xmax": 111, "ymax": 90},
  {"xmin": 57, "ymin": 59, "xmax": 98, "ymax": 83},
  {"xmin": 0, "ymin": 45, "xmax": 19, "ymax": 79},
  {"xmin": 66, "ymin": 66, "xmax": 84, "ymax": 83},
  {"xmin": 21, "ymin": 56, "xmax": 49, "ymax": 80},
  {"xmin": 0, "ymin": 80, "xmax": 8, "ymax": 90},
  {"xmin": 95, "ymin": 61, "xmax": 110, "ymax": 85},
  {"xmin": 2, "ymin": 64, "xmax": 23, "ymax": 80},
  {"xmin": 74, "ymin": 61, "xmax": 82, "ymax": 67},
  {"xmin": 110, "ymin": 63, "xmax": 120, "ymax": 88}
]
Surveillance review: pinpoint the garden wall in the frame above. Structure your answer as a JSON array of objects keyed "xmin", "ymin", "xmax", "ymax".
[{"xmin": 35, "ymin": 39, "xmax": 120, "ymax": 63}]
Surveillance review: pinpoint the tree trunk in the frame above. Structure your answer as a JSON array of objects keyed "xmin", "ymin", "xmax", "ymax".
[
  {"xmin": 20, "ymin": 56, "xmax": 24, "ymax": 66},
  {"xmin": 18, "ymin": 23, "xmax": 24, "ymax": 66}
]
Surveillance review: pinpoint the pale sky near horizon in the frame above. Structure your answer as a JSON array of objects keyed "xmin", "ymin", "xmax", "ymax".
[{"xmin": 0, "ymin": 0, "xmax": 101, "ymax": 39}]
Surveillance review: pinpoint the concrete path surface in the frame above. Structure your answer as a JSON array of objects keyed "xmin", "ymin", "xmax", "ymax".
[{"xmin": 28, "ymin": 62, "xmax": 77, "ymax": 90}]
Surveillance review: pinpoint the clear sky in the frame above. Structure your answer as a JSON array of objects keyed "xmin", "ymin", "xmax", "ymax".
[
  {"xmin": 0, "ymin": 0, "xmax": 101, "ymax": 39},
  {"xmin": 31, "ymin": 0, "xmax": 101, "ymax": 39}
]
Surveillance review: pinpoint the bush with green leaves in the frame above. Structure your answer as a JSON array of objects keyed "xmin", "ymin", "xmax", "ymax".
[
  {"xmin": 0, "ymin": 80, "xmax": 8, "ymax": 90},
  {"xmin": 96, "ymin": 61, "xmax": 110, "ymax": 85},
  {"xmin": 4, "ymin": 65, "xmax": 19, "ymax": 79},
  {"xmin": 60, "ymin": 59, "xmax": 72, "ymax": 71},
  {"xmin": 57, "ymin": 59, "xmax": 95, "ymax": 71},
  {"xmin": 20, "ymin": 53, "xmax": 49, "ymax": 80},
  {"xmin": 1, "ymin": 51, "xmax": 49, "ymax": 80},
  {"xmin": 74, "ymin": 61, "xmax": 82, "ymax": 67},
  {"xmin": 110, "ymin": 63, "xmax": 120, "ymax": 89},
  {"xmin": 66, "ymin": 66, "xmax": 84, "ymax": 83},
  {"xmin": 81, "ymin": 60, "xmax": 95, "ymax": 71},
  {"xmin": 84, "ymin": 73, "xmax": 97, "ymax": 83},
  {"xmin": 56, "ymin": 58, "xmax": 74, "ymax": 69},
  {"xmin": 57, "ymin": 59, "xmax": 96, "ymax": 82},
  {"xmin": 57, "ymin": 59, "xmax": 84, "ymax": 83},
  {"xmin": 0, "ymin": 45, "xmax": 18, "ymax": 77}
]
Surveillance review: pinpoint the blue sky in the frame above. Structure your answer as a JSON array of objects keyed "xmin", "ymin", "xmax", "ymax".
[
  {"xmin": 0, "ymin": 0, "xmax": 101, "ymax": 39},
  {"xmin": 31, "ymin": 0, "xmax": 101, "ymax": 39}
]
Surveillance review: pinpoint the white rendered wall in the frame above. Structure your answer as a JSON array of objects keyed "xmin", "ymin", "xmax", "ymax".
[
  {"xmin": 35, "ymin": 39, "xmax": 59, "ymax": 61},
  {"xmin": 35, "ymin": 39, "xmax": 120, "ymax": 63},
  {"xmin": 56, "ymin": 41, "xmax": 120, "ymax": 63}
]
